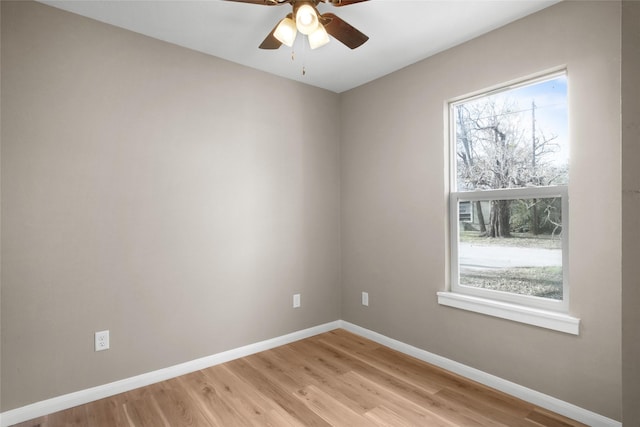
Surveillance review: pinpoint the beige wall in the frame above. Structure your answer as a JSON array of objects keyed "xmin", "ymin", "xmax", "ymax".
[
  {"xmin": 340, "ymin": 1, "xmax": 622, "ymax": 420},
  {"xmin": 622, "ymin": 1, "xmax": 640, "ymax": 425},
  {"xmin": 1, "ymin": 0, "xmax": 634, "ymax": 422},
  {"xmin": 1, "ymin": 1, "xmax": 341, "ymax": 411}
]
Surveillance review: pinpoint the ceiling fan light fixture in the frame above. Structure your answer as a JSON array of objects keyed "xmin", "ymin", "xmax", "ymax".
[
  {"xmin": 295, "ymin": 4, "xmax": 319, "ymax": 35},
  {"xmin": 273, "ymin": 16, "xmax": 297, "ymax": 47},
  {"xmin": 308, "ymin": 24, "xmax": 330, "ymax": 49}
]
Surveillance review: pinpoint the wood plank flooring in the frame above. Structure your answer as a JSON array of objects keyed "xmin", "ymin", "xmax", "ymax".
[{"xmin": 12, "ymin": 329, "xmax": 587, "ymax": 427}]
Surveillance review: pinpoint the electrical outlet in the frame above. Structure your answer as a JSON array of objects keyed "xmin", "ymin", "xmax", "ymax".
[
  {"xmin": 293, "ymin": 293, "xmax": 301, "ymax": 308},
  {"xmin": 95, "ymin": 330, "xmax": 110, "ymax": 352},
  {"xmin": 362, "ymin": 292, "xmax": 369, "ymax": 306}
]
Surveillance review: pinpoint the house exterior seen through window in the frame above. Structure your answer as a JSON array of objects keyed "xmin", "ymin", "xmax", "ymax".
[{"xmin": 449, "ymin": 72, "xmax": 569, "ymax": 312}]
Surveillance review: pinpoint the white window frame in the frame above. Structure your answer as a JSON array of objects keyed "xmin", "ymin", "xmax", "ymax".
[{"xmin": 438, "ymin": 72, "xmax": 580, "ymax": 335}]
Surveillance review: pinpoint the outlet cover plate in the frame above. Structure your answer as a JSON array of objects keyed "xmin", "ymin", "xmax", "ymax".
[
  {"xmin": 293, "ymin": 293, "xmax": 301, "ymax": 308},
  {"xmin": 95, "ymin": 330, "xmax": 110, "ymax": 351}
]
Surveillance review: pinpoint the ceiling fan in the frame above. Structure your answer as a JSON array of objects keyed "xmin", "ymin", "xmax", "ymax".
[{"xmin": 225, "ymin": 0, "xmax": 369, "ymax": 50}]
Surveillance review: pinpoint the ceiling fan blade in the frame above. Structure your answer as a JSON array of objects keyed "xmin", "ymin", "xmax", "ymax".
[
  {"xmin": 321, "ymin": 13, "xmax": 368, "ymax": 49},
  {"xmin": 259, "ymin": 31, "xmax": 282, "ymax": 49},
  {"xmin": 327, "ymin": 0, "xmax": 369, "ymax": 6},
  {"xmin": 223, "ymin": 0, "xmax": 285, "ymax": 5}
]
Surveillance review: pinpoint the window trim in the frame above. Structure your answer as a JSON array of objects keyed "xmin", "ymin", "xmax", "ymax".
[
  {"xmin": 436, "ymin": 291, "xmax": 580, "ymax": 335},
  {"xmin": 440, "ymin": 72, "xmax": 580, "ymax": 334}
]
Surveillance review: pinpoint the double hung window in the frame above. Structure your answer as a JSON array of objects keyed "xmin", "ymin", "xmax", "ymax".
[{"xmin": 439, "ymin": 72, "xmax": 578, "ymax": 333}]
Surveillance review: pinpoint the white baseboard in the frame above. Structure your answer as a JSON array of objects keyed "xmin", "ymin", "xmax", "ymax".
[
  {"xmin": 2, "ymin": 319, "xmax": 620, "ymax": 427},
  {"xmin": 339, "ymin": 320, "xmax": 621, "ymax": 427},
  {"xmin": 0, "ymin": 321, "xmax": 341, "ymax": 427}
]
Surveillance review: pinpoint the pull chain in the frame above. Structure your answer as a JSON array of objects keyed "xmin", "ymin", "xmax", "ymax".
[
  {"xmin": 301, "ymin": 35, "xmax": 307, "ymax": 76},
  {"xmin": 290, "ymin": 38, "xmax": 307, "ymax": 76}
]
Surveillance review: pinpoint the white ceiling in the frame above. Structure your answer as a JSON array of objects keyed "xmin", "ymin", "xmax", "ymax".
[{"xmin": 39, "ymin": 0, "xmax": 559, "ymax": 93}]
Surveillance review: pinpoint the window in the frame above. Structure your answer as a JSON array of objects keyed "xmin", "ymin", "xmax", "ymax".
[{"xmin": 438, "ymin": 72, "xmax": 579, "ymax": 334}]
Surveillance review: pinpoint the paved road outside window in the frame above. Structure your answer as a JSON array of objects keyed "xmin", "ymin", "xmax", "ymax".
[{"xmin": 459, "ymin": 243, "xmax": 562, "ymax": 269}]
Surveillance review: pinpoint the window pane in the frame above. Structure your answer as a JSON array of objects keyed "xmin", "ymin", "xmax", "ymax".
[
  {"xmin": 454, "ymin": 75, "xmax": 568, "ymax": 192},
  {"xmin": 457, "ymin": 197, "xmax": 563, "ymax": 300}
]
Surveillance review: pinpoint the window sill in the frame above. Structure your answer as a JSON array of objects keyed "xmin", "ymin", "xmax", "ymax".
[{"xmin": 437, "ymin": 292, "xmax": 580, "ymax": 335}]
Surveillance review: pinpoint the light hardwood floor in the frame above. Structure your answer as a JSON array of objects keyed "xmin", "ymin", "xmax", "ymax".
[{"xmin": 13, "ymin": 329, "xmax": 587, "ymax": 426}]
